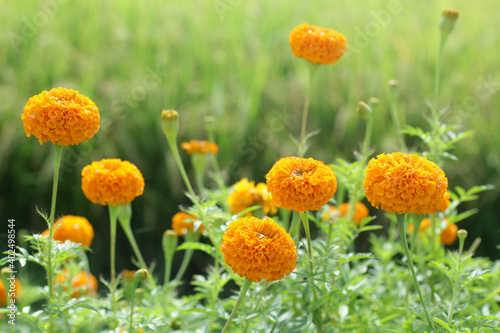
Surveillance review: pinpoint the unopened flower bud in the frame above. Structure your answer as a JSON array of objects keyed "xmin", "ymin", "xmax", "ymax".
[
  {"xmin": 439, "ymin": 9, "xmax": 459, "ymax": 35},
  {"xmin": 134, "ymin": 269, "xmax": 149, "ymax": 283},
  {"xmin": 162, "ymin": 230, "xmax": 179, "ymax": 259},
  {"xmin": 457, "ymin": 229, "xmax": 468, "ymax": 240},
  {"xmin": 357, "ymin": 101, "xmax": 372, "ymax": 119},
  {"xmin": 161, "ymin": 110, "xmax": 179, "ymax": 139},
  {"xmin": 368, "ymin": 97, "xmax": 379, "ymax": 107}
]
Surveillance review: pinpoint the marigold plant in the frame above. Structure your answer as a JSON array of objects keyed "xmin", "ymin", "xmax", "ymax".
[
  {"xmin": 181, "ymin": 140, "xmax": 218, "ymax": 155},
  {"xmin": 227, "ymin": 178, "xmax": 277, "ymax": 216},
  {"xmin": 81, "ymin": 159, "xmax": 145, "ymax": 206},
  {"xmin": 42, "ymin": 215, "xmax": 94, "ymax": 247},
  {"xmin": 221, "ymin": 217, "xmax": 297, "ymax": 282},
  {"xmin": 441, "ymin": 222, "xmax": 458, "ymax": 245},
  {"xmin": 289, "ymin": 23, "xmax": 347, "ymax": 65},
  {"xmin": 363, "ymin": 153, "xmax": 448, "ymax": 215},
  {"xmin": 266, "ymin": 156, "xmax": 337, "ymax": 213},
  {"xmin": 322, "ymin": 202, "xmax": 369, "ymax": 226},
  {"xmin": 21, "ymin": 87, "xmax": 100, "ymax": 145},
  {"xmin": 56, "ymin": 269, "xmax": 98, "ymax": 298},
  {"xmin": 171, "ymin": 212, "xmax": 204, "ymax": 235}
]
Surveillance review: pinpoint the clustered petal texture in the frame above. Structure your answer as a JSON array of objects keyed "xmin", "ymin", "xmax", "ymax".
[
  {"xmin": 171, "ymin": 212, "xmax": 204, "ymax": 235},
  {"xmin": 43, "ymin": 215, "xmax": 94, "ymax": 247},
  {"xmin": 266, "ymin": 157, "xmax": 337, "ymax": 213},
  {"xmin": 81, "ymin": 159, "xmax": 144, "ymax": 206},
  {"xmin": 227, "ymin": 178, "xmax": 277, "ymax": 216},
  {"xmin": 289, "ymin": 23, "xmax": 347, "ymax": 65},
  {"xmin": 21, "ymin": 87, "xmax": 100, "ymax": 145},
  {"xmin": 221, "ymin": 217, "xmax": 297, "ymax": 282},
  {"xmin": 363, "ymin": 153, "xmax": 448, "ymax": 215},
  {"xmin": 181, "ymin": 140, "xmax": 218, "ymax": 155}
]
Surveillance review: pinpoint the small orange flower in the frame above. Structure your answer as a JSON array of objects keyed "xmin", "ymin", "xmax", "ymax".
[
  {"xmin": 408, "ymin": 218, "xmax": 431, "ymax": 234},
  {"xmin": 221, "ymin": 217, "xmax": 297, "ymax": 282},
  {"xmin": 266, "ymin": 156, "xmax": 337, "ymax": 213},
  {"xmin": 439, "ymin": 192, "xmax": 451, "ymax": 212},
  {"xmin": 289, "ymin": 23, "xmax": 347, "ymax": 65},
  {"xmin": 181, "ymin": 140, "xmax": 218, "ymax": 155},
  {"xmin": 322, "ymin": 202, "xmax": 369, "ymax": 226},
  {"xmin": 171, "ymin": 212, "xmax": 204, "ymax": 236},
  {"xmin": 227, "ymin": 178, "xmax": 277, "ymax": 216},
  {"xmin": 441, "ymin": 222, "xmax": 458, "ymax": 245},
  {"xmin": 122, "ymin": 269, "xmax": 136, "ymax": 282},
  {"xmin": 42, "ymin": 215, "xmax": 94, "ymax": 247},
  {"xmin": 21, "ymin": 87, "xmax": 100, "ymax": 145},
  {"xmin": 55, "ymin": 269, "xmax": 98, "ymax": 298},
  {"xmin": 363, "ymin": 153, "xmax": 448, "ymax": 215},
  {"xmin": 81, "ymin": 159, "xmax": 145, "ymax": 206},
  {"xmin": 0, "ymin": 278, "xmax": 22, "ymax": 307}
]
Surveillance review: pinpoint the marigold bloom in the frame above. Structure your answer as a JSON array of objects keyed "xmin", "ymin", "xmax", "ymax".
[
  {"xmin": 227, "ymin": 178, "xmax": 277, "ymax": 216},
  {"xmin": 363, "ymin": 153, "xmax": 448, "ymax": 215},
  {"xmin": 439, "ymin": 192, "xmax": 451, "ymax": 212},
  {"xmin": 122, "ymin": 269, "xmax": 136, "ymax": 282},
  {"xmin": 81, "ymin": 159, "xmax": 145, "ymax": 206},
  {"xmin": 266, "ymin": 156, "xmax": 337, "ymax": 213},
  {"xmin": 43, "ymin": 215, "xmax": 94, "ymax": 247},
  {"xmin": 171, "ymin": 212, "xmax": 204, "ymax": 236},
  {"xmin": 221, "ymin": 217, "xmax": 297, "ymax": 282},
  {"xmin": 181, "ymin": 140, "xmax": 218, "ymax": 155},
  {"xmin": 21, "ymin": 87, "xmax": 100, "ymax": 145},
  {"xmin": 289, "ymin": 23, "xmax": 347, "ymax": 65},
  {"xmin": 441, "ymin": 222, "xmax": 458, "ymax": 245},
  {"xmin": 55, "ymin": 269, "xmax": 98, "ymax": 298},
  {"xmin": 408, "ymin": 218, "xmax": 431, "ymax": 234},
  {"xmin": 0, "ymin": 278, "xmax": 22, "ymax": 307},
  {"xmin": 322, "ymin": 202, "xmax": 369, "ymax": 226}
]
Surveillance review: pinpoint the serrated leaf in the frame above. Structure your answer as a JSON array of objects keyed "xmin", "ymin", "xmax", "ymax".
[
  {"xmin": 433, "ymin": 318, "xmax": 452, "ymax": 332},
  {"xmin": 176, "ymin": 242, "xmax": 215, "ymax": 256}
]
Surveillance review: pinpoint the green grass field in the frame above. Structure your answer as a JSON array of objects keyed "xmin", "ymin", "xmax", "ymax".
[{"xmin": 1, "ymin": 0, "xmax": 499, "ymax": 274}]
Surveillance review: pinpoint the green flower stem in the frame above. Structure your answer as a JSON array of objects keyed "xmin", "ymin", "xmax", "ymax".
[
  {"xmin": 289, "ymin": 212, "xmax": 301, "ymax": 243},
  {"xmin": 299, "ymin": 212, "xmax": 314, "ymax": 274},
  {"xmin": 221, "ymin": 278, "xmax": 253, "ymax": 333},
  {"xmin": 108, "ymin": 204, "xmax": 118, "ymax": 304},
  {"xmin": 447, "ymin": 230, "xmax": 467, "ymax": 325},
  {"xmin": 397, "ymin": 213, "xmax": 434, "ymax": 329},
  {"xmin": 389, "ymin": 87, "xmax": 407, "ymax": 152},
  {"xmin": 118, "ymin": 206, "xmax": 156, "ymax": 287},
  {"xmin": 298, "ymin": 63, "xmax": 319, "ymax": 158},
  {"xmin": 129, "ymin": 280, "xmax": 139, "ymax": 333},
  {"xmin": 47, "ymin": 144, "xmax": 63, "ymax": 333},
  {"xmin": 173, "ymin": 231, "xmax": 200, "ymax": 283},
  {"xmin": 433, "ymin": 32, "xmax": 448, "ymax": 118},
  {"xmin": 430, "ymin": 215, "xmax": 439, "ymax": 256}
]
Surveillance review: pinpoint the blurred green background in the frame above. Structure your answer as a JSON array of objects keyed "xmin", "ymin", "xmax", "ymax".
[{"xmin": 1, "ymin": 0, "xmax": 499, "ymax": 282}]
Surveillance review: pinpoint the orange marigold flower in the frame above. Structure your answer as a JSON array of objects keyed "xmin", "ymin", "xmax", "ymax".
[
  {"xmin": 171, "ymin": 212, "xmax": 204, "ymax": 236},
  {"xmin": 221, "ymin": 217, "xmax": 297, "ymax": 282},
  {"xmin": 55, "ymin": 269, "xmax": 98, "ymax": 298},
  {"xmin": 227, "ymin": 178, "xmax": 277, "ymax": 216},
  {"xmin": 266, "ymin": 156, "xmax": 337, "ymax": 213},
  {"xmin": 81, "ymin": 159, "xmax": 145, "ymax": 206},
  {"xmin": 363, "ymin": 153, "xmax": 448, "ymax": 215},
  {"xmin": 289, "ymin": 23, "xmax": 347, "ymax": 65},
  {"xmin": 21, "ymin": 87, "xmax": 100, "ymax": 145},
  {"xmin": 322, "ymin": 202, "xmax": 369, "ymax": 226},
  {"xmin": 408, "ymin": 217, "xmax": 431, "ymax": 234},
  {"xmin": 122, "ymin": 269, "xmax": 136, "ymax": 282},
  {"xmin": 441, "ymin": 222, "xmax": 458, "ymax": 245},
  {"xmin": 439, "ymin": 192, "xmax": 451, "ymax": 212},
  {"xmin": 181, "ymin": 140, "xmax": 218, "ymax": 155},
  {"xmin": 43, "ymin": 215, "xmax": 94, "ymax": 247},
  {"xmin": 0, "ymin": 278, "xmax": 22, "ymax": 307}
]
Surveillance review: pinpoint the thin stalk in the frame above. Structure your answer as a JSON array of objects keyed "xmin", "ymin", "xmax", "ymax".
[
  {"xmin": 288, "ymin": 212, "xmax": 301, "ymax": 243},
  {"xmin": 299, "ymin": 212, "xmax": 314, "ymax": 274},
  {"xmin": 447, "ymin": 230, "xmax": 466, "ymax": 325},
  {"xmin": 298, "ymin": 63, "xmax": 319, "ymax": 158},
  {"xmin": 389, "ymin": 89, "xmax": 407, "ymax": 152},
  {"xmin": 433, "ymin": 33, "xmax": 448, "ymax": 119},
  {"xmin": 397, "ymin": 214, "xmax": 434, "ymax": 329},
  {"xmin": 173, "ymin": 232, "xmax": 200, "ymax": 283},
  {"xmin": 108, "ymin": 204, "xmax": 118, "ymax": 306},
  {"xmin": 129, "ymin": 280, "xmax": 139, "ymax": 333},
  {"xmin": 47, "ymin": 144, "xmax": 63, "ymax": 333},
  {"xmin": 221, "ymin": 279, "xmax": 253, "ymax": 333}
]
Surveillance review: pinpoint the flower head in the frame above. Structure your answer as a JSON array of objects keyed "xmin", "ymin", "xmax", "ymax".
[
  {"xmin": 221, "ymin": 217, "xmax": 297, "ymax": 282},
  {"xmin": 0, "ymin": 277, "xmax": 22, "ymax": 307},
  {"xmin": 227, "ymin": 178, "xmax": 277, "ymax": 216},
  {"xmin": 56, "ymin": 269, "xmax": 98, "ymax": 298},
  {"xmin": 81, "ymin": 159, "xmax": 145, "ymax": 206},
  {"xmin": 171, "ymin": 212, "xmax": 204, "ymax": 236},
  {"xmin": 21, "ymin": 88, "xmax": 100, "ymax": 145},
  {"xmin": 181, "ymin": 140, "xmax": 218, "ymax": 155},
  {"xmin": 43, "ymin": 215, "xmax": 94, "ymax": 247},
  {"xmin": 439, "ymin": 192, "xmax": 451, "ymax": 212},
  {"xmin": 441, "ymin": 222, "xmax": 458, "ymax": 245},
  {"xmin": 363, "ymin": 153, "xmax": 448, "ymax": 215},
  {"xmin": 266, "ymin": 156, "xmax": 337, "ymax": 213},
  {"xmin": 289, "ymin": 23, "xmax": 347, "ymax": 65},
  {"xmin": 161, "ymin": 110, "xmax": 179, "ymax": 139},
  {"xmin": 322, "ymin": 202, "xmax": 369, "ymax": 226}
]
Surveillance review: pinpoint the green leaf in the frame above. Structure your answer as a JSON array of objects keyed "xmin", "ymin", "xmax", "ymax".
[
  {"xmin": 176, "ymin": 242, "xmax": 216, "ymax": 256},
  {"xmin": 433, "ymin": 318, "xmax": 452, "ymax": 332}
]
